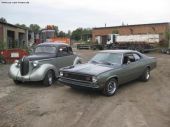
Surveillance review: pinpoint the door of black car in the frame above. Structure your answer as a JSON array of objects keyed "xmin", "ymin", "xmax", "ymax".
[
  {"xmin": 56, "ymin": 46, "xmax": 75, "ymax": 68},
  {"xmin": 132, "ymin": 53, "xmax": 144, "ymax": 76},
  {"xmin": 119, "ymin": 53, "xmax": 140, "ymax": 83}
]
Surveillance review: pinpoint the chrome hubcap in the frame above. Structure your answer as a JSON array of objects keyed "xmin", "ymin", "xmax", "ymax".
[
  {"xmin": 48, "ymin": 73, "xmax": 53, "ymax": 85},
  {"xmin": 146, "ymin": 70, "xmax": 150, "ymax": 80},
  {"xmin": 108, "ymin": 81, "xmax": 116, "ymax": 94}
]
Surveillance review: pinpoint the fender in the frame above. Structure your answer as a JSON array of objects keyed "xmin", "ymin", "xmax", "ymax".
[
  {"xmin": 106, "ymin": 75, "xmax": 119, "ymax": 84},
  {"xmin": 30, "ymin": 64, "xmax": 59, "ymax": 81},
  {"xmin": 73, "ymin": 56, "xmax": 82, "ymax": 65}
]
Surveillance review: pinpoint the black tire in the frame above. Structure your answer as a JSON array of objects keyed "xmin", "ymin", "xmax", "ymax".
[
  {"xmin": 102, "ymin": 78, "xmax": 118, "ymax": 96},
  {"xmin": 166, "ymin": 50, "xmax": 170, "ymax": 54},
  {"xmin": 43, "ymin": 70, "xmax": 54, "ymax": 86},
  {"xmin": 140, "ymin": 68, "xmax": 150, "ymax": 82},
  {"xmin": 13, "ymin": 80, "xmax": 22, "ymax": 84}
]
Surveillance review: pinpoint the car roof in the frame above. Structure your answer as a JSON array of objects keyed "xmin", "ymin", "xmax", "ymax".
[
  {"xmin": 99, "ymin": 49, "xmax": 138, "ymax": 54},
  {"xmin": 37, "ymin": 42, "xmax": 69, "ymax": 47}
]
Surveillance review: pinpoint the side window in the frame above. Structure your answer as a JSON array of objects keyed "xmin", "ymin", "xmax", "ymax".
[
  {"xmin": 133, "ymin": 53, "xmax": 141, "ymax": 61},
  {"xmin": 68, "ymin": 46, "xmax": 73, "ymax": 55},
  {"xmin": 127, "ymin": 54, "xmax": 135, "ymax": 62},
  {"xmin": 123, "ymin": 54, "xmax": 135, "ymax": 64},
  {"xmin": 58, "ymin": 46, "xmax": 68, "ymax": 56}
]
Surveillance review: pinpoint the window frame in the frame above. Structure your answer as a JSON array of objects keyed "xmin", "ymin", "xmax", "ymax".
[
  {"xmin": 123, "ymin": 53, "xmax": 135, "ymax": 64},
  {"xmin": 133, "ymin": 53, "xmax": 141, "ymax": 61},
  {"xmin": 57, "ymin": 46, "xmax": 73, "ymax": 57}
]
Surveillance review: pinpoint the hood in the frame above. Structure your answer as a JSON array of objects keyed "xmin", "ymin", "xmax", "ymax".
[
  {"xmin": 64, "ymin": 63, "xmax": 120, "ymax": 76},
  {"xmin": 26, "ymin": 53, "xmax": 56, "ymax": 61}
]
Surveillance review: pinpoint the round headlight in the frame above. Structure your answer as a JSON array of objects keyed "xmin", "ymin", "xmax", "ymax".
[
  {"xmin": 14, "ymin": 60, "xmax": 20, "ymax": 67},
  {"xmin": 92, "ymin": 76, "xmax": 97, "ymax": 83},
  {"xmin": 33, "ymin": 61, "xmax": 39, "ymax": 67},
  {"xmin": 60, "ymin": 71, "xmax": 63, "ymax": 76}
]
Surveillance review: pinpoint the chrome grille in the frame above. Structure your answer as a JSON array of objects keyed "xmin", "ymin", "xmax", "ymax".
[{"xmin": 20, "ymin": 57, "xmax": 29, "ymax": 76}]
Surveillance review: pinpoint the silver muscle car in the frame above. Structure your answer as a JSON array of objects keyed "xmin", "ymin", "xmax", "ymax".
[
  {"xmin": 59, "ymin": 50, "xmax": 156, "ymax": 96},
  {"xmin": 9, "ymin": 42, "xmax": 82, "ymax": 86}
]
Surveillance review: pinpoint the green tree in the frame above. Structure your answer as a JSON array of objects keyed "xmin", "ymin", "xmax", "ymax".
[
  {"xmin": 0, "ymin": 17, "xmax": 7, "ymax": 23},
  {"xmin": 29, "ymin": 24, "xmax": 40, "ymax": 34},
  {"xmin": 81, "ymin": 28, "xmax": 92, "ymax": 41},
  {"xmin": 71, "ymin": 28, "xmax": 83, "ymax": 41},
  {"xmin": 66, "ymin": 30, "xmax": 72, "ymax": 37},
  {"xmin": 15, "ymin": 23, "xmax": 27, "ymax": 28},
  {"xmin": 58, "ymin": 31, "xmax": 66, "ymax": 37},
  {"xmin": 71, "ymin": 28, "xmax": 92, "ymax": 41},
  {"xmin": 53, "ymin": 25, "xmax": 59, "ymax": 36}
]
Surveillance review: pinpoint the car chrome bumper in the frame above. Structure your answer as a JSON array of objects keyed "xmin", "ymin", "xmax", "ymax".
[
  {"xmin": 8, "ymin": 65, "xmax": 30, "ymax": 82},
  {"xmin": 58, "ymin": 77, "xmax": 100, "ymax": 89},
  {"xmin": 8, "ymin": 64, "xmax": 43, "ymax": 82}
]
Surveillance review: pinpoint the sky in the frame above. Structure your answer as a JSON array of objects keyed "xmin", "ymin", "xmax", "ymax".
[{"xmin": 0, "ymin": 0, "xmax": 170, "ymax": 32}]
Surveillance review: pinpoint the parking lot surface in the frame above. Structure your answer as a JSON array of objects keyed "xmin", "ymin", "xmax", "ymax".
[{"xmin": 0, "ymin": 49, "xmax": 170, "ymax": 127}]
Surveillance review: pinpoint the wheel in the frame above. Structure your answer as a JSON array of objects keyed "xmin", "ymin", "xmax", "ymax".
[
  {"xmin": 13, "ymin": 80, "xmax": 22, "ymax": 84},
  {"xmin": 140, "ymin": 68, "xmax": 150, "ymax": 82},
  {"xmin": 102, "ymin": 78, "xmax": 118, "ymax": 96},
  {"xmin": 43, "ymin": 70, "xmax": 54, "ymax": 86},
  {"xmin": 166, "ymin": 50, "xmax": 170, "ymax": 54}
]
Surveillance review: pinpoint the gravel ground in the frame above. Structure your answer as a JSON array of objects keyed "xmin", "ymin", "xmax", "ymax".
[{"xmin": 0, "ymin": 49, "xmax": 170, "ymax": 127}]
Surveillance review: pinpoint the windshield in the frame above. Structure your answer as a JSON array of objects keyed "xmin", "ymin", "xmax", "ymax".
[
  {"xmin": 35, "ymin": 46, "xmax": 56, "ymax": 54},
  {"xmin": 90, "ymin": 52, "xmax": 122, "ymax": 65}
]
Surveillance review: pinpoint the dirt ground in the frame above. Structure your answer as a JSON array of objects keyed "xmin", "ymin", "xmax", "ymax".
[{"xmin": 0, "ymin": 49, "xmax": 170, "ymax": 127}]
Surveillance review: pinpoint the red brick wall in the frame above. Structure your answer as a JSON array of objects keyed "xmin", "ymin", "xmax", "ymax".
[{"xmin": 92, "ymin": 23, "xmax": 169, "ymax": 42}]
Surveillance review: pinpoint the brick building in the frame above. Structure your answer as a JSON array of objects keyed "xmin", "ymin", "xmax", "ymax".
[
  {"xmin": 0, "ymin": 21, "xmax": 28, "ymax": 49},
  {"xmin": 92, "ymin": 22, "xmax": 170, "ymax": 43}
]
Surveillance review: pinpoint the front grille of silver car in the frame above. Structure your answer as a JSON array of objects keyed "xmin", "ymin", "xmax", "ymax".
[
  {"xmin": 20, "ymin": 57, "xmax": 29, "ymax": 76},
  {"xmin": 63, "ymin": 72, "xmax": 92, "ymax": 82}
]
